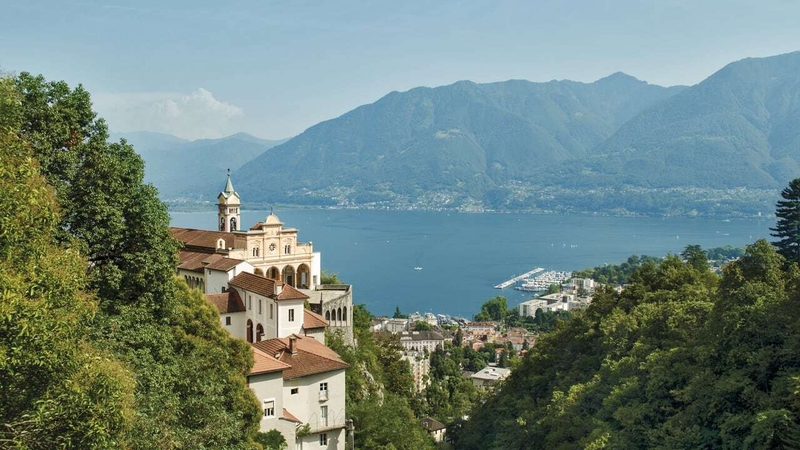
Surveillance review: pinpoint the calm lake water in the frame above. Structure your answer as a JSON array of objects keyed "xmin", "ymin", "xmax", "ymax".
[{"xmin": 171, "ymin": 209, "xmax": 772, "ymax": 318}]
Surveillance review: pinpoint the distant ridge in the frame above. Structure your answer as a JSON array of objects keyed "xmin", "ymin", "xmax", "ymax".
[
  {"xmin": 109, "ymin": 131, "xmax": 290, "ymax": 200},
  {"xmin": 233, "ymin": 73, "xmax": 685, "ymax": 208},
  {"xmin": 125, "ymin": 51, "xmax": 800, "ymax": 216}
]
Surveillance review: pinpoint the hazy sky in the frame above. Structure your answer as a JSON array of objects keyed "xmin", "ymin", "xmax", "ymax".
[{"xmin": 3, "ymin": 0, "xmax": 799, "ymax": 140}]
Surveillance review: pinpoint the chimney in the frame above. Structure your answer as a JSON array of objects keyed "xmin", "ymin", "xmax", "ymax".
[
  {"xmin": 275, "ymin": 282, "xmax": 283, "ymax": 296},
  {"xmin": 289, "ymin": 336, "xmax": 297, "ymax": 355}
]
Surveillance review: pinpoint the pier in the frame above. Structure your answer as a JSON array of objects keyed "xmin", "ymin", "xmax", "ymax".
[{"xmin": 494, "ymin": 267, "xmax": 545, "ymax": 289}]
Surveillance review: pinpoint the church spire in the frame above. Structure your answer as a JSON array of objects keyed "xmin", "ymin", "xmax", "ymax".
[{"xmin": 224, "ymin": 168, "xmax": 235, "ymax": 194}]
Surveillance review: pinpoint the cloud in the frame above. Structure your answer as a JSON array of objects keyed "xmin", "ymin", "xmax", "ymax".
[{"xmin": 93, "ymin": 88, "xmax": 244, "ymax": 140}]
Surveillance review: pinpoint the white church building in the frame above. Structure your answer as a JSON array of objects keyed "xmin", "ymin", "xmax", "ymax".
[{"xmin": 172, "ymin": 172, "xmax": 351, "ymax": 449}]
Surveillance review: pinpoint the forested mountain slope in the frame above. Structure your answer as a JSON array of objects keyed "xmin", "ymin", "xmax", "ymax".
[
  {"xmin": 458, "ymin": 241, "xmax": 800, "ymax": 449},
  {"xmin": 233, "ymin": 74, "xmax": 684, "ymax": 207},
  {"xmin": 562, "ymin": 51, "xmax": 800, "ymax": 190}
]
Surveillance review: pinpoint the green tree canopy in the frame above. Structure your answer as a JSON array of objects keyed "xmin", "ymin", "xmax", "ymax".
[
  {"xmin": 475, "ymin": 296, "xmax": 508, "ymax": 322},
  {"xmin": 5, "ymin": 73, "xmax": 261, "ymax": 448},
  {"xmin": 0, "ymin": 77, "xmax": 134, "ymax": 447},
  {"xmin": 771, "ymin": 178, "xmax": 800, "ymax": 264}
]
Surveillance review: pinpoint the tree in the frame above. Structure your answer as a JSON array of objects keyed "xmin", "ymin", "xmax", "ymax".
[
  {"xmin": 771, "ymin": 178, "xmax": 800, "ymax": 264},
  {"xmin": 255, "ymin": 430, "xmax": 287, "ymax": 450},
  {"xmin": 9, "ymin": 73, "xmax": 262, "ymax": 448},
  {"xmin": 681, "ymin": 244, "xmax": 708, "ymax": 271},
  {"xmin": 544, "ymin": 283, "xmax": 560, "ymax": 295},
  {"xmin": 413, "ymin": 320, "xmax": 433, "ymax": 331},
  {"xmin": 454, "ymin": 327, "xmax": 464, "ymax": 347},
  {"xmin": 0, "ymin": 81, "xmax": 135, "ymax": 447},
  {"xmin": 475, "ymin": 297, "xmax": 508, "ymax": 322},
  {"xmin": 320, "ymin": 270, "xmax": 343, "ymax": 284},
  {"xmin": 393, "ymin": 306, "xmax": 407, "ymax": 319}
]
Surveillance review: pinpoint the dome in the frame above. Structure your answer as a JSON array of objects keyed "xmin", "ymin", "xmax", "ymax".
[{"xmin": 265, "ymin": 213, "xmax": 282, "ymax": 225}]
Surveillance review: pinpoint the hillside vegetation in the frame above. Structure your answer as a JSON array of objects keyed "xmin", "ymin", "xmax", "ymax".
[
  {"xmin": 457, "ymin": 240, "xmax": 800, "ymax": 449},
  {"xmin": 2, "ymin": 74, "xmax": 262, "ymax": 448}
]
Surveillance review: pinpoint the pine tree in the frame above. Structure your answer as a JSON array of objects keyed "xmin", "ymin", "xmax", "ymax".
[{"xmin": 771, "ymin": 178, "xmax": 800, "ymax": 264}]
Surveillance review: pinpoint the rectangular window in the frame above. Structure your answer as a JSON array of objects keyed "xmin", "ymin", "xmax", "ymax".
[
  {"xmin": 263, "ymin": 399, "xmax": 275, "ymax": 418},
  {"xmin": 291, "ymin": 388, "xmax": 299, "ymax": 395},
  {"xmin": 270, "ymin": 303, "xmax": 273, "ymax": 319},
  {"xmin": 319, "ymin": 433, "xmax": 327, "ymax": 446},
  {"xmin": 320, "ymin": 405, "xmax": 328, "ymax": 427},
  {"xmin": 258, "ymin": 299, "xmax": 262, "ymax": 315},
  {"xmin": 320, "ymin": 382, "xmax": 328, "ymax": 393},
  {"xmin": 225, "ymin": 316, "xmax": 231, "ymax": 326},
  {"xmin": 289, "ymin": 309, "xmax": 295, "ymax": 322},
  {"xmin": 248, "ymin": 296, "xmax": 252, "ymax": 310}
]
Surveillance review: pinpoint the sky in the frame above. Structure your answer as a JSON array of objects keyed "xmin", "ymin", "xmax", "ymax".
[{"xmin": 3, "ymin": 0, "xmax": 800, "ymax": 140}]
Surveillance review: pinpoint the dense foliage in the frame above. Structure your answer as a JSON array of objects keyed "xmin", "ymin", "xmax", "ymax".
[
  {"xmin": 771, "ymin": 178, "xmax": 800, "ymax": 264},
  {"xmin": 458, "ymin": 239, "xmax": 800, "ymax": 449},
  {"xmin": 327, "ymin": 304, "xmax": 435, "ymax": 450},
  {"xmin": 572, "ymin": 255, "xmax": 662, "ymax": 284},
  {"xmin": 1, "ymin": 73, "xmax": 261, "ymax": 448}
]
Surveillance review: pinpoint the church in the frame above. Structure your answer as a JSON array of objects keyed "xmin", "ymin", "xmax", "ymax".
[
  {"xmin": 172, "ymin": 170, "xmax": 353, "ymax": 342},
  {"xmin": 170, "ymin": 172, "xmax": 353, "ymax": 449}
]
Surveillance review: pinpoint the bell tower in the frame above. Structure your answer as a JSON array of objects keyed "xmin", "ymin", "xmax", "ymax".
[{"xmin": 217, "ymin": 169, "xmax": 241, "ymax": 232}]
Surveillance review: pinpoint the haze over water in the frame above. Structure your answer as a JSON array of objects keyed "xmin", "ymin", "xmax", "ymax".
[{"xmin": 171, "ymin": 210, "xmax": 771, "ymax": 317}]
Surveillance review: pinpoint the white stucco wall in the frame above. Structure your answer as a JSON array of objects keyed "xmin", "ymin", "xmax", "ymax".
[
  {"xmin": 249, "ymin": 371, "xmax": 286, "ymax": 433},
  {"xmin": 283, "ymin": 369, "xmax": 346, "ymax": 437},
  {"xmin": 311, "ymin": 252, "xmax": 321, "ymax": 287},
  {"xmin": 277, "ymin": 300, "xmax": 305, "ymax": 338},
  {"xmin": 222, "ymin": 311, "xmax": 247, "ymax": 340}
]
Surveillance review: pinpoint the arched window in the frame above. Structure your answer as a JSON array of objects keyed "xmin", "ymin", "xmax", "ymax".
[
  {"xmin": 343, "ymin": 306, "xmax": 347, "ymax": 324},
  {"xmin": 337, "ymin": 308, "xmax": 342, "ymax": 322},
  {"xmin": 325, "ymin": 311, "xmax": 330, "ymax": 321},
  {"xmin": 256, "ymin": 324, "xmax": 264, "ymax": 342},
  {"xmin": 246, "ymin": 320, "xmax": 253, "ymax": 343},
  {"xmin": 230, "ymin": 217, "xmax": 237, "ymax": 232},
  {"xmin": 219, "ymin": 216, "xmax": 225, "ymax": 231}
]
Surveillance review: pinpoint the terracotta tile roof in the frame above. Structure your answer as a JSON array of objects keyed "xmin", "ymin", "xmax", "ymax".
[
  {"xmin": 171, "ymin": 227, "xmax": 238, "ymax": 250},
  {"xmin": 205, "ymin": 257, "xmax": 246, "ymax": 271},
  {"xmin": 177, "ymin": 251, "xmax": 213, "ymax": 272},
  {"xmin": 304, "ymin": 309, "xmax": 328, "ymax": 330},
  {"xmin": 282, "ymin": 409, "xmax": 302, "ymax": 423},
  {"xmin": 277, "ymin": 284, "xmax": 309, "ymax": 301},
  {"xmin": 399, "ymin": 331, "xmax": 445, "ymax": 341},
  {"xmin": 229, "ymin": 272, "xmax": 308, "ymax": 301},
  {"xmin": 421, "ymin": 417, "xmax": 446, "ymax": 432},
  {"xmin": 252, "ymin": 335, "xmax": 348, "ymax": 380},
  {"xmin": 250, "ymin": 347, "xmax": 292, "ymax": 376},
  {"xmin": 229, "ymin": 272, "xmax": 277, "ymax": 298},
  {"xmin": 177, "ymin": 250, "xmax": 244, "ymax": 273},
  {"xmin": 205, "ymin": 290, "xmax": 245, "ymax": 314}
]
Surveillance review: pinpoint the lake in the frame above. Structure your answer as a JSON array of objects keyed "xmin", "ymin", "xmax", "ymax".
[{"xmin": 171, "ymin": 209, "xmax": 772, "ymax": 318}]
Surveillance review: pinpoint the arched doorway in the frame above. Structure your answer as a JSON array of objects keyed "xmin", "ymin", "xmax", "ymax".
[
  {"xmin": 256, "ymin": 324, "xmax": 264, "ymax": 342},
  {"xmin": 297, "ymin": 264, "xmax": 311, "ymax": 289},
  {"xmin": 282, "ymin": 266, "xmax": 296, "ymax": 287},
  {"xmin": 343, "ymin": 306, "xmax": 347, "ymax": 324},
  {"xmin": 246, "ymin": 320, "xmax": 253, "ymax": 343},
  {"xmin": 268, "ymin": 267, "xmax": 280, "ymax": 280},
  {"xmin": 325, "ymin": 310, "xmax": 330, "ymax": 321},
  {"xmin": 337, "ymin": 308, "xmax": 342, "ymax": 322}
]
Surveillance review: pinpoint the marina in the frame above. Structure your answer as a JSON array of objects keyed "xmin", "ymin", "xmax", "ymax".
[
  {"xmin": 493, "ymin": 267, "xmax": 545, "ymax": 289},
  {"xmin": 514, "ymin": 270, "xmax": 572, "ymax": 292}
]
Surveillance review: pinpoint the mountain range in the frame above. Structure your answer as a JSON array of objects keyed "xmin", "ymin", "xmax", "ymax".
[
  {"xmin": 109, "ymin": 131, "xmax": 288, "ymax": 200},
  {"xmin": 122, "ymin": 51, "xmax": 800, "ymax": 216}
]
